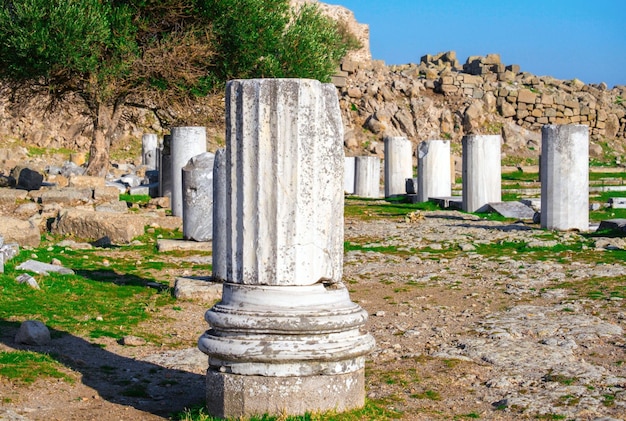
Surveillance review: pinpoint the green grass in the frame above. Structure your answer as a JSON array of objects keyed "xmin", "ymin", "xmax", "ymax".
[
  {"xmin": 174, "ymin": 399, "xmax": 404, "ymax": 421},
  {"xmin": 345, "ymin": 197, "xmax": 440, "ymax": 220},
  {"xmin": 119, "ymin": 193, "xmax": 152, "ymax": 205},
  {"xmin": 0, "ymin": 228, "xmax": 203, "ymax": 340},
  {"xmin": 0, "ymin": 351, "xmax": 73, "ymax": 384}
]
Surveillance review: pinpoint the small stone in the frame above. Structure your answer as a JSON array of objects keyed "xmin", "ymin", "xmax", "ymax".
[
  {"xmin": 119, "ymin": 335, "xmax": 147, "ymax": 346},
  {"xmin": 15, "ymin": 320, "xmax": 51, "ymax": 345},
  {"xmin": 16, "ymin": 273, "xmax": 40, "ymax": 289}
]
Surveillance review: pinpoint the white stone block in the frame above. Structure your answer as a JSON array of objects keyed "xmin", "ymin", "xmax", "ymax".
[
  {"xmin": 170, "ymin": 127, "xmax": 206, "ymax": 217},
  {"xmin": 462, "ymin": 135, "xmax": 502, "ymax": 212},
  {"xmin": 354, "ymin": 156, "xmax": 381, "ymax": 198},
  {"xmin": 417, "ymin": 139, "xmax": 451, "ymax": 202},
  {"xmin": 540, "ymin": 124, "xmax": 589, "ymax": 231},
  {"xmin": 384, "ymin": 136, "xmax": 413, "ymax": 197}
]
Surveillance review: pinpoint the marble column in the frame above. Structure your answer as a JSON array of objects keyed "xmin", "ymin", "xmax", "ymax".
[
  {"xmin": 141, "ymin": 134, "xmax": 158, "ymax": 170},
  {"xmin": 211, "ymin": 148, "xmax": 227, "ymax": 282},
  {"xmin": 384, "ymin": 136, "xmax": 413, "ymax": 197},
  {"xmin": 198, "ymin": 79, "xmax": 374, "ymax": 418},
  {"xmin": 417, "ymin": 139, "xmax": 451, "ymax": 202},
  {"xmin": 540, "ymin": 124, "xmax": 589, "ymax": 231},
  {"xmin": 182, "ymin": 152, "xmax": 215, "ymax": 241},
  {"xmin": 354, "ymin": 156, "xmax": 381, "ymax": 198},
  {"xmin": 462, "ymin": 134, "xmax": 502, "ymax": 213},
  {"xmin": 158, "ymin": 134, "xmax": 172, "ymax": 199},
  {"xmin": 344, "ymin": 156, "xmax": 356, "ymax": 194},
  {"xmin": 170, "ymin": 127, "xmax": 206, "ymax": 217}
]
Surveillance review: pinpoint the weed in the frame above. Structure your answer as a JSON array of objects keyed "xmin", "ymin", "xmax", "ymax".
[{"xmin": 411, "ymin": 389, "xmax": 441, "ymax": 400}]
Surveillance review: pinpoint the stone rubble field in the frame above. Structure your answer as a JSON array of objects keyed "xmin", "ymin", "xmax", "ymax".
[{"xmin": 0, "ymin": 200, "xmax": 625, "ymax": 420}]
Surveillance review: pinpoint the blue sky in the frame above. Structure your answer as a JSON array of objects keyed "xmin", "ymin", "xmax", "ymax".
[{"xmin": 333, "ymin": 0, "xmax": 626, "ymax": 88}]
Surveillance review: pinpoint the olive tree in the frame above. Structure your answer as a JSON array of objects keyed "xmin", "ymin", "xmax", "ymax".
[{"xmin": 0, "ymin": 0, "xmax": 356, "ymax": 175}]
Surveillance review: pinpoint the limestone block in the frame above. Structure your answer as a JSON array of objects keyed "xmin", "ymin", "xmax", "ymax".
[
  {"xmin": 68, "ymin": 175, "xmax": 105, "ymax": 188},
  {"xmin": 0, "ymin": 217, "xmax": 40, "ymax": 247},
  {"xmin": 0, "ymin": 188, "xmax": 28, "ymax": 204},
  {"xmin": 34, "ymin": 188, "xmax": 93, "ymax": 205},
  {"xmin": 15, "ymin": 320, "xmax": 50, "ymax": 345},
  {"xmin": 174, "ymin": 277, "xmax": 222, "ymax": 301},
  {"xmin": 517, "ymin": 89, "xmax": 537, "ymax": 104},
  {"xmin": 223, "ymin": 79, "xmax": 344, "ymax": 286},
  {"xmin": 53, "ymin": 208, "xmax": 145, "ymax": 244},
  {"xmin": 540, "ymin": 125, "xmax": 589, "ymax": 231},
  {"xmin": 384, "ymin": 136, "xmax": 413, "ymax": 197}
]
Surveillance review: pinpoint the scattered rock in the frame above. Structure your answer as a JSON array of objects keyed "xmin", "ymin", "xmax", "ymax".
[{"xmin": 14, "ymin": 320, "xmax": 50, "ymax": 345}]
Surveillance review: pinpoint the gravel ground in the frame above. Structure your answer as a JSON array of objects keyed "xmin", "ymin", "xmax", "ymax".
[{"xmin": 1, "ymin": 208, "xmax": 625, "ymax": 420}]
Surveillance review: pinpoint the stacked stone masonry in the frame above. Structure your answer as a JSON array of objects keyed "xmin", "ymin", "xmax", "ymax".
[{"xmin": 338, "ymin": 51, "xmax": 626, "ymax": 161}]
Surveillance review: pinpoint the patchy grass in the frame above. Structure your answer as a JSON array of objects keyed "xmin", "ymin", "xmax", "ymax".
[
  {"xmin": 0, "ymin": 228, "xmax": 204, "ymax": 341},
  {"xmin": 0, "ymin": 351, "xmax": 74, "ymax": 384},
  {"xmin": 345, "ymin": 197, "xmax": 440, "ymax": 220}
]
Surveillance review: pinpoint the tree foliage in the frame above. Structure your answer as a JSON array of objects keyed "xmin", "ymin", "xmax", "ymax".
[{"xmin": 0, "ymin": 0, "xmax": 358, "ymax": 174}]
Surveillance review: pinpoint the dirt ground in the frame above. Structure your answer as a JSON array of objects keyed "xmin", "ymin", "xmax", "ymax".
[{"xmin": 1, "ymin": 210, "xmax": 625, "ymax": 420}]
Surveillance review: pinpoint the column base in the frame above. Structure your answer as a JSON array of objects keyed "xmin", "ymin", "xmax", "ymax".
[{"xmin": 205, "ymin": 367, "xmax": 365, "ymax": 418}]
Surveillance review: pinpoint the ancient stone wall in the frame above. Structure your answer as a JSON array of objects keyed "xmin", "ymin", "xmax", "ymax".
[{"xmin": 337, "ymin": 51, "xmax": 626, "ymax": 163}]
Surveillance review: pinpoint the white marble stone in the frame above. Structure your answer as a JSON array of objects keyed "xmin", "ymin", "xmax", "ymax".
[
  {"xmin": 141, "ymin": 133, "xmax": 158, "ymax": 170},
  {"xmin": 170, "ymin": 127, "xmax": 206, "ymax": 217},
  {"xmin": 212, "ymin": 148, "xmax": 227, "ymax": 282},
  {"xmin": 344, "ymin": 156, "xmax": 356, "ymax": 194},
  {"xmin": 222, "ymin": 79, "xmax": 344, "ymax": 287},
  {"xmin": 158, "ymin": 134, "xmax": 172, "ymax": 199},
  {"xmin": 417, "ymin": 139, "xmax": 451, "ymax": 202},
  {"xmin": 182, "ymin": 152, "xmax": 215, "ymax": 241},
  {"xmin": 540, "ymin": 124, "xmax": 589, "ymax": 231},
  {"xmin": 198, "ymin": 79, "xmax": 374, "ymax": 418},
  {"xmin": 462, "ymin": 134, "xmax": 502, "ymax": 212},
  {"xmin": 384, "ymin": 136, "xmax": 413, "ymax": 197},
  {"xmin": 354, "ymin": 156, "xmax": 381, "ymax": 198}
]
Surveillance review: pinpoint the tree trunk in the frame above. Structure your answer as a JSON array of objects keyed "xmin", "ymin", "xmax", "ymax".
[{"xmin": 85, "ymin": 98, "xmax": 126, "ymax": 177}]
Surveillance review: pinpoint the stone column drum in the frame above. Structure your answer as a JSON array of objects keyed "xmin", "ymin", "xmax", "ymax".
[
  {"xmin": 462, "ymin": 134, "xmax": 502, "ymax": 213},
  {"xmin": 141, "ymin": 133, "xmax": 158, "ymax": 170},
  {"xmin": 344, "ymin": 156, "xmax": 356, "ymax": 194},
  {"xmin": 211, "ymin": 148, "xmax": 227, "ymax": 282},
  {"xmin": 158, "ymin": 134, "xmax": 172, "ymax": 199},
  {"xmin": 384, "ymin": 136, "xmax": 413, "ymax": 197},
  {"xmin": 170, "ymin": 127, "xmax": 206, "ymax": 217},
  {"xmin": 354, "ymin": 155, "xmax": 381, "ymax": 198},
  {"xmin": 182, "ymin": 152, "xmax": 215, "ymax": 241},
  {"xmin": 417, "ymin": 139, "xmax": 451, "ymax": 202},
  {"xmin": 198, "ymin": 79, "xmax": 375, "ymax": 418},
  {"xmin": 540, "ymin": 124, "xmax": 589, "ymax": 231}
]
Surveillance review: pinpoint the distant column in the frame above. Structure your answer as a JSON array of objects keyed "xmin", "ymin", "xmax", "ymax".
[
  {"xmin": 158, "ymin": 134, "xmax": 172, "ymax": 199},
  {"xmin": 384, "ymin": 136, "xmax": 413, "ymax": 197},
  {"xmin": 540, "ymin": 124, "xmax": 589, "ymax": 231},
  {"xmin": 462, "ymin": 134, "xmax": 501, "ymax": 212},
  {"xmin": 182, "ymin": 152, "xmax": 215, "ymax": 241},
  {"xmin": 141, "ymin": 134, "xmax": 158, "ymax": 170},
  {"xmin": 417, "ymin": 139, "xmax": 451, "ymax": 202},
  {"xmin": 198, "ymin": 79, "xmax": 374, "ymax": 419},
  {"xmin": 211, "ymin": 148, "xmax": 227, "ymax": 282},
  {"xmin": 344, "ymin": 156, "xmax": 356, "ymax": 194},
  {"xmin": 354, "ymin": 156, "xmax": 381, "ymax": 198},
  {"xmin": 170, "ymin": 127, "xmax": 206, "ymax": 217}
]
